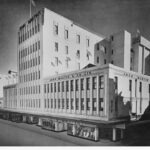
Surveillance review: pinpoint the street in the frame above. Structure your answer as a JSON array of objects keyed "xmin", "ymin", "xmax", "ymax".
[{"xmin": 0, "ymin": 119, "xmax": 122, "ymax": 146}]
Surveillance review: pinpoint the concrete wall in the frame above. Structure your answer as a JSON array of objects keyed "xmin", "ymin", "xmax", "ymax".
[
  {"xmin": 94, "ymin": 39, "xmax": 111, "ymax": 66},
  {"xmin": 110, "ymin": 30, "xmax": 131, "ymax": 70},
  {"xmin": 94, "ymin": 30, "xmax": 131, "ymax": 71}
]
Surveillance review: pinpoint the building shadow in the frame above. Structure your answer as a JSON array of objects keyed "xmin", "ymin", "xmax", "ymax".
[{"xmin": 122, "ymin": 102, "xmax": 150, "ymax": 146}]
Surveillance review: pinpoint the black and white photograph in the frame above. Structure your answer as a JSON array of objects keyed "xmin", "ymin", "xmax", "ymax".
[{"xmin": 0, "ymin": 0, "xmax": 150, "ymax": 146}]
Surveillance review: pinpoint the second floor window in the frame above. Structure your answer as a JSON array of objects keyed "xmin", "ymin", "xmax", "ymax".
[
  {"xmin": 66, "ymin": 59, "xmax": 69, "ymax": 68},
  {"xmin": 55, "ymin": 42, "xmax": 58, "ymax": 51},
  {"xmin": 64, "ymin": 29, "xmax": 68, "ymax": 39},
  {"xmin": 76, "ymin": 34, "xmax": 80, "ymax": 43},
  {"xmin": 97, "ymin": 57, "xmax": 99, "ymax": 63},
  {"xmin": 65, "ymin": 46, "xmax": 68, "ymax": 54},
  {"xmin": 76, "ymin": 50, "xmax": 80, "ymax": 59},
  {"xmin": 86, "ymin": 38, "xmax": 90, "ymax": 47},
  {"xmin": 55, "ymin": 57, "xmax": 59, "ymax": 66}
]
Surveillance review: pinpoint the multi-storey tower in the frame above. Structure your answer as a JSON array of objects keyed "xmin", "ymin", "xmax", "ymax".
[{"xmin": 17, "ymin": 8, "xmax": 103, "ymax": 112}]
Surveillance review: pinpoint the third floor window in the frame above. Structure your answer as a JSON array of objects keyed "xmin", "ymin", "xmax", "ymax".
[
  {"xmin": 76, "ymin": 34, "xmax": 80, "ymax": 43},
  {"xmin": 54, "ymin": 24, "xmax": 58, "ymax": 35},
  {"xmin": 64, "ymin": 29, "xmax": 68, "ymax": 39},
  {"xmin": 55, "ymin": 42, "xmax": 58, "ymax": 51}
]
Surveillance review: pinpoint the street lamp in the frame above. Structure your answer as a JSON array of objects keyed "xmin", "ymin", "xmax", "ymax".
[
  {"xmin": 8, "ymin": 70, "xmax": 17, "ymax": 74},
  {"xmin": 8, "ymin": 70, "xmax": 17, "ymax": 84}
]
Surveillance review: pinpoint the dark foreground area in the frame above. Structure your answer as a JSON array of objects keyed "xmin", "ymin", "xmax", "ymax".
[
  {"xmin": 122, "ymin": 104, "xmax": 150, "ymax": 146},
  {"xmin": 0, "ymin": 117, "xmax": 150, "ymax": 146},
  {"xmin": 123, "ymin": 121, "xmax": 150, "ymax": 146},
  {"xmin": 0, "ymin": 119, "xmax": 122, "ymax": 146}
]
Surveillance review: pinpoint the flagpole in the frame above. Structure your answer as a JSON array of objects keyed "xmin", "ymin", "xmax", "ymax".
[{"xmin": 30, "ymin": 0, "xmax": 31, "ymax": 18}]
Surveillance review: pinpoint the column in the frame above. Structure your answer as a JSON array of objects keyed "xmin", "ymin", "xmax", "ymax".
[
  {"xmin": 95, "ymin": 127, "xmax": 99, "ymax": 141},
  {"xmin": 49, "ymin": 83, "xmax": 51, "ymax": 111},
  {"xmin": 74, "ymin": 79, "xmax": 76, "ymax": 113},
  {"xmin": 72, "ymin": 124, "xmax": 76, "ymax": 136},
  {"xmin": 104, "ymin": 74, "xmax": 107, "ymax": 116},
  {"xmin": 52, "ymin": 82, "xmax": 54, "ymax": 112},
  {"xmin": 56, "ymin": 82, "xmax": 58, "ymax": 112},
  {"xmin": 69, "ymin": 80, "xmax": 71, "ymax": 112},
  {"xmin": 60, "ymin": 81, "xmax": 62, "ymax": 112},
  {"xmin": 38, "ymin": 117, "xmax": 42, "ymax": 126},
  {"xmin": 96, "ymin": 75, "xmax": 100, "ymax": 115},
  {"xmin": 84, "ymin": 78, "xmax": 87, "ymax": 114},
  {"xmin": 55, "ymin": 121, "xmax": 58, "ymax": 131},
  {"xmin": 64, "ymin": 81, "xmax": 67, "ymax": 112},
  {"xmin": 53, "ymin": 82, "xmax": 56, "ymax": 112},
  {"xmin": 23, "ymin": 115, "xmax": 27, "ymax": 123},
  {"xmin": 112, "ymin": 128, "xmax": 117, "ymax": 141},
  {"xmin": 79, "ymin": 78, "xmax": 81, "ymax": 114},
  {"xmin": 90, "ymin": 77, "xmax": 93, "ymax": 115},
  {"xmin": 30, "ymin": 116, "xmax": 33, "ymax": 123},
  {"xmin": 40, "ymin": 82, "xmax": 44, "ymax": 112}
]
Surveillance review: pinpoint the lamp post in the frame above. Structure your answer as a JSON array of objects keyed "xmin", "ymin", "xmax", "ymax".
[
  {"xmin": 8, "ymin": 70, "xmax": 17, "ymax": 74},
  {"xmin": 8, "ymin": 70, "xmax": 17, "ymax": 84}
]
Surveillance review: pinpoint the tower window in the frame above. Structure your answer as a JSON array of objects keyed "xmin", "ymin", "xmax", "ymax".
[
  {"xmin": 115, "ymin": 76, "xmax": 118, "ymax": 90},
  {"xmin": 64, "ymin": 29, "xmax": 68, "ymax": 39},
  {"xmin": 55, "ymin": 42, "xmax": 58, "ymax": 51},
  {"xmin": 76, "ymin": 50, "xmax": 80, "ymax": 59},
  {"xmin": 55, "ymin": 57, "xmax": 59, "ymax": 66},
  {"xmin": 54, "ymin": 24, "xmax": 58, "ymax": 35},
  {"xmin": 65, "ymin": 46, "xmax": 68, "ymax": 54},
  {"xmin": 97, "ymin": 44, "xmax": 99, "ymax": 50},
  {"xmin": 86, "ymin": 38, "xmax": 90, "ymax": 47},
  {"xmin": 104, "ymin": 47, "xmax": 107, "ymax": 54},
  {"xmin": 97, "ymin": 57, "xmax": 99, "ymax": 63},
  {"xmin": 76, "ymin": 34, "xmax": 80, "ymax": 43}
]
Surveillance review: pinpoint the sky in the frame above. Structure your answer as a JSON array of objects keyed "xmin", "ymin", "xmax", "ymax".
[{"xmin": 0, "ymin": 0, "xmax": 150, "ymax": 74}]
